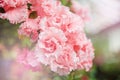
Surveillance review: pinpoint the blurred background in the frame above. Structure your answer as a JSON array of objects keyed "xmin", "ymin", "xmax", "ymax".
[{"xmin": 0, "ymin": 0, "xmax": 120, "ymax": 80}]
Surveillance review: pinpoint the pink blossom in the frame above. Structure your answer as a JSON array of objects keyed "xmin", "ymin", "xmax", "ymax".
[
  {"xmin": 35, "ymin": 27, "xmax": 67, "ymax": 65},
  {"xmin": 63, "ymin": 14, "xmax": 84, "ymax": 32},
  {"xmin": 0, "ymin": 0, "xmax": 94, "ymax": 75},
  {"xmin": 45, "ymin": 8, "xmax": 84, "ymax": 33},
  {"xmin": 10, "ymin": 62, "xmax": 28, "ymax": 80},
  {"xmin": 4, "ymin": 0, "xmax": 28, "ymax": 7},
  {"xmin": 0, "ymin": 0, "xmax": 28, "ymax": 23},
  {"xmin": 33, "ymin": 0, "xmax": 94, "ymax": 75},
  {"xmin": 52, "ymin": 46, "xmax": 77, "ymax": 75},
  {"xmin": 29, "ymin": 0, "xmax": 63, "ymax": 18},
  {"xmin": 71, "ymin": 0, "xmax": 90, "ymax": 21},
  {"xmin": 0, "ymin": 6, "xmax": 28, "ymax": 23},
  {"xmin": 29, "ymin": 0, "xmax": 45, "ymax": 17},
  {"xmin": 41, "ymin": 10, "xmax": 84, "ymax": 34},
  {"xmin": 18, "ymin": 17, "xmax": 41, "ymax": 42},
  {"xmin": 36, "ymin": 27, "xmax": 67, "ymax": 54},
  {"xmin": 46, "ymin": 7, "xmax": 70, "ymax": 27},
  {"xmin": 66, "ymin": 31, "xmax": 94, "ymax": 71},
  {"xmin": 41, "ymin": 0, "xmax": 61, "ymax": 16},
  {"xmin": 35, "ymin": 26, "xmax": 94, "ymax": 75},
  {"xmin": 17, "ymin": 48, "xmax": 42, "ymax": 71},
  {"xmin": 76, "ymin": 40, "xmax": 94, "ymax": 71}
]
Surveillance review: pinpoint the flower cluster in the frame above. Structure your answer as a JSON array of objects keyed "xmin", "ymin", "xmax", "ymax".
[{"xmin": 0, "ymin": 0, "xmax": 94, "ymax": 75}]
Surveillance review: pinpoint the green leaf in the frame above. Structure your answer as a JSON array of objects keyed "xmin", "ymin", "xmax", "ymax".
[
  {"xmin": 53, "ymin": 76, "xmax": 62, "ymax": 80},
  {"xmin": 60, "ymin": 0, "xmax": 72, "ymax": 7},
  {"xmin": 60, "ymin": 0, "xmax": 68, "ymax": 5},
  {"xmin": 22, "ymin": 37, "xmax": 32, "ymax": 47}
]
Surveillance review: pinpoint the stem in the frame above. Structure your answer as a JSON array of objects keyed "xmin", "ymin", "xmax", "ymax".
[
  {"xmin": 60, "ymin": 0, "xmax": 72, "ymax": 7},
  {"xmin": 68, "ymin": 71, "xmax": 75, "ymax": 80}
]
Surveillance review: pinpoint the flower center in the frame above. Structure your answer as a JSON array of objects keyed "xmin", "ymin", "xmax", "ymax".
[{"xmin": 44, "ymin": 39, "xmax": 56, "ymax": 53}]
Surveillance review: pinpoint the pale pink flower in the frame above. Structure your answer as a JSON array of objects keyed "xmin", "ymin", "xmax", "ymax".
[
  {"xmin": 65, "ymin": 31, "xmax": 94, "ymax": 72},
  {"xmin": 17, "ymin": 48, "xmax": 42, "ymax": 71},
  {"xmin": 4, "ymin": 0, "xmax": 28, "ymax": 7},
  {"xmin": 18, "ymin": 17, "xmax": 41, "ymax": 42},
  {"xmin": 29, "ymin": 0, "xmax": 62, "ymax": 17},
  {"xmin": 46, "ymin": 7, "xmax": 71, "ymax": 28},
  {"xmin": 29, "ymin": 0, "xmax": 46, "ymax": 17},
  {"xmin": 63, "ymin": 14, "xmax": 84, "ymax": 32},
  {"xmin": 10, "ymin": 62, "xmax": 29, "ymax": 80},
  {"xmin": 0, "ymin": 0, "xmax": 28, "ymax": 23},
  {"xmin": 33, "ymin": 0, "xmax": 94, "ymax": 75},
  {"xmin": 51, "ymin": 46, "xmax": 77, "ymax": 75},
  {"xmin": 46, "ymin": 8, "xmax": 84, "ymax": 33},
  {"xmin": 41, "ymin": 0, "xmax": 62, "ymax": 16},
  {"xmin": 36, "ymin": 27, "xmax": 67, "ymax": 54},
  {"xmin": 71, "ymin": 0, "xmax": 90, "ymax": 21},
  {"xmin": 0, "ymin": 0, "xmax": 94, "ymax": 75},
  {"xmin": 35, "ymin": 27, "xmax": 67, "ymax": 64},
  {"xmin": 76, "ymin": 40, "xmax": 94, "ymax": 71},
  {"xmin": 65, "ymin": 31, "xmax": 86, "ymax": 45},
  {"xmin": 66, "ymin": 31, "xmax": 94, "ymax": 71},
  {"xmin": 35, "ymin": 26, "xmax": 94, "ymax": 75},
  {"xmin": 0, "ymin": 5, "xmax": 28, "ymax": 23}
]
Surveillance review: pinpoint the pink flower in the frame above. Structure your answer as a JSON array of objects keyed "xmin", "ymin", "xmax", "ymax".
[
  {"xmin": 41, "ymin": 0, "xmax": 61, "ymax": 16},
  {"xmin": 36, "ymin": 27, "xmax": 67, "ymax": 54},
  {"xmin": 35, "ymin": 27, "xmax": 67, "ymax": 64},
  {"xmin": 18, "ymin": 17, "xmax": 41, "ymax": 42},
  {"xmin": 10, "ymin": 62, "xmax": 29, "ymax": 80},
  {"xmin": 29, "ymin": 0, "xmax": 46, "ymax": 17},
  {"xmin": 4, "ymin": 0, "xmax": 28, "ymax": 7},
  {"xmin": 46, "ymin": 7, "xmax": 70, "ymax": 28},
  {"xmin": 52, "ymin": 46, "xmax": 77, "ymax": 75},
  {"xmin": 35, "ymin": 26, "xmax": 94, "ymax": 75},
  {"xmin": 33, "ymin": 0, "xmax": 94, "ymax": 75},
  {"xmin": 71, "ymin": 0, "xmax": 90, "ymax": 21},
  {"xmin": 17, "ymin": 48, "xmax": 42, "ymax": 71},
  {"xmin": 0, "ymin": 0, "xmax": 28, "ymax": 23},
  {"xmin": 63, "ymin": 14, "xmax": 84, "ymax": 32},
  {"xmin": 0, "ymin": 6, "xmax": 28, "ymax": 23},
  {"xmin": 0, "ymin": 0, "xmax": 94, "ymax": 76},
  {"xmin": 46, "ymin": 9, "xmax": 84, "ymax": 33},
  {"xmin": 76, "ymin": 40, "xmax": 94, "ymax": 71},
  {"xmin": 66, "ymin": 31, "xmax": 94, "ymax": 71},
  {"xmin": 29, "ymin": 0, "xmax": 63, "ymax": 18}
]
